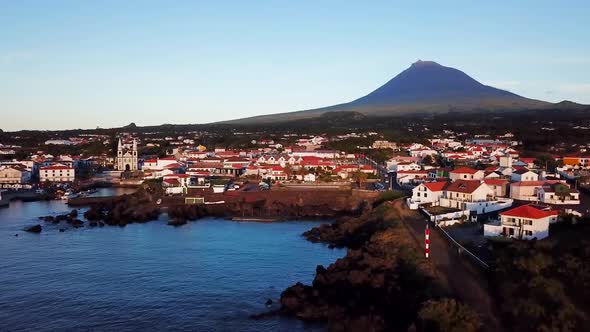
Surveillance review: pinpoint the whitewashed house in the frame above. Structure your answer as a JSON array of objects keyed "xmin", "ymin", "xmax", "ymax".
[
  {"xmin": 40, "ymin": 165, "xmax": 75, "ymax": 183},
  {"xmin": 408, "ymin": 181, "xmax": 447, "ymax": 208},
  {"xmin": 449, "ymin": 167, "xmax": 485, "ymax": 181},
  {"xmin": 484, "ymin": 205, "xmax": 559, "ymax": 240},
  {"xmin": 536, "ymin": 183, "xmax": 580, "ymax": 205},
  {"xmin": 439, "ymin": 180, "xmax": 512, "ymax": 214},
  {"xmin": 511, "ymin": 169, "xmax": 539, "ymax": 182}
]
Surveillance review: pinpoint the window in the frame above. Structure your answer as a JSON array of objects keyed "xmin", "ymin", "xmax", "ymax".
[{"xmin": 424, "ymin": 193, "xmax": 427, "ymax": 197}]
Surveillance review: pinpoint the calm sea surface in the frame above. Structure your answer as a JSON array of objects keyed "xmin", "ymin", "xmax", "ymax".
[{"xmin": 0, "ymin": 188, "xmax": 344, "ymax": 331}]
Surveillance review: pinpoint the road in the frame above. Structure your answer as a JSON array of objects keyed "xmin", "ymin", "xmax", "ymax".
[{"xmin": 390, "ymin": 200, "xmax": 504, "ymax": 331}]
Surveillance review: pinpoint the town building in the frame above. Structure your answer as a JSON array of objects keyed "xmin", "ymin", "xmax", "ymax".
[
  {"xmin": 116, "ymin": 139, "xmax": 138, "ymax": 171},
  {"xmin": 449, "ymin": 167, "xmax": 485, "ymax": 181},
  {"xmin": 40, "ymin": 165, "xmax": 75, "ymax": 183},
  {"xmin": 536, "ymin": 182, "xmax": 580, "ymax": 205},
  {"xmin": 0, "ymin": 165, "xmax": 31, "ymax": 185},
  {"xmin": 510, "ymin": 169, "xmax": 539, "ymax": 182},
  {"xmin": 484, "ymin": 205, "xmax": 559, "ymax": 240},
  {"xmin": 438, "ymin": 180, "xmax": 512, "ymax": 214}
]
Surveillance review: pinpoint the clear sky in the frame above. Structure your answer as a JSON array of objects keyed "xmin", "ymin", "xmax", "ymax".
[{"xmin": 1, "ymin": 0, "xmax": 589, "ymax": 131}]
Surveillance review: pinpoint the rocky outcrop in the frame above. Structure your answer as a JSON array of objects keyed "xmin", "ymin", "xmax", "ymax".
[
  {"xmin": 25, "ymin": 224, "xmax": 42, "ymax": 233},
  {"xmin": 167, "ymin": 218, "xmax": 188, "ymax": 227},
  {"xmin": 280, "ymin": 202, "xmax": 442, "ymax": 331},
  {"xmin": 82, "ymin": 190, "xmax": 161, "ymax": 226}
]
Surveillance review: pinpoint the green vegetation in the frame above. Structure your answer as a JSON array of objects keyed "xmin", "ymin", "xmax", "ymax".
[
  {"xmin": 491, "ymin": 218, "xmax": 590, "ymax": 332},
  {"xmin": 417, "ymin": 298, "xmax": 481, "ymax": 332},
  {"xmin": 292, "ymin": 200, "xmax": 481, "ymax": 331},
  {"xmin": 372, "ymin": 190, "xmax": 405, "ymax": 207}
]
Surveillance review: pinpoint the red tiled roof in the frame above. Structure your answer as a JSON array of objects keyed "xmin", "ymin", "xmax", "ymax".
[
  {"xmin": 500, "ymin": 205, "xmax": 559, "ymax": 219},
  {"xmin": 484, "ymin": 179, "xmax": 508, "ymax": 186},
  {"xmin": 163, "ymin": 178, "xmax": 179, "ymax": 185},
  {"xmin": 511, "ymin": 180, "xmax": 563, "ymax": 187},
  {"xmin": 164, "ymin": 174, "xmax": 191, "ymax": 178},
  {"xmin": 423, "ymin": 181, "xmax": 447, "ymax": 192},
  {"xmin": 445, "ymin": 180, "xmax": 483, "ymax": 194},
  {"xmin": 397, "ymin": 170, "xmax": 428, "ymax": 174},
  {"xmin": 450, "ymin": 167, "xmax": 479, "ymax": 174},
  {"xmin": 519, "ymin": 158, "xmax": 536, "ymax": 164},
  {"xmin": 40, "ymin": 166, "xmax": 72, "ymax": 170}
]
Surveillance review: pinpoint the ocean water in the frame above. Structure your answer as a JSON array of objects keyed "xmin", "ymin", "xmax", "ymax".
[{"xmin": 0, "ymin": 189, "xmax": 344, "ymax": 331}]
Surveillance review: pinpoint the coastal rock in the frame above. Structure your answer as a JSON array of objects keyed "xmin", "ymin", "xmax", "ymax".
[
  {"xmin": 167, "ymin": 218, "xmax": 187, "ymax": 227},
  {"xmin": 43, "ymin": 216, "xmax": 55, "ymax": 222},
  {"xmin": 281, "ymin": 201, "xmax": 439, "ymax": 331},
  {"xmin": 25, "ymin": 224, "xmax": 42, "ymax": 233},
  {"xmin": 84, "ymin": 207, "xmax": 103, "ymax": 221},
  {"xmin": 72, "ymin": 219, "xmax": 84, "ymax": 227}
]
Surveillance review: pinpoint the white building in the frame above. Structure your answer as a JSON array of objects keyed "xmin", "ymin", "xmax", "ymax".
[
  {"xmin": 510, "ymin": 180, "xmax": 565, "ymax": 201},
  {"xmin": 116, "ymin": 138, "xmax": 138, "ymax": 171},
  {"xmin": 408, "ymin": 181, "xmax": 447, "ymax": 208},
  {"xmin": 142, "ymin": 157, "xmax": 178, "ymax": 171},
  {"xmin": 40, "ymin": 165, "xmax": 75, "ymax": 182},
  {"xmin": 303, "ymin": 173, "xmax": 316, "ymax": 182},
  {"xmin": 511, "ymin": 169, "xmax": 539, "ymax": 182},
  {"xmin": 536, "ymin": 183, "xmax": 580, "ymax": 205},
  {"xmin": 439, "ymin": 180, "xmax": 512, "ymax": 214},
  {"xmin": 388, "ymin": 162, "xmax": 422, "ymax": 172},
  {"xmin": 0, "ymin": 165, "xmax": 31, "ymax": 184},
  {"xmin": 484, "ymin": 205, "xmax": 559, "ymax": 240},
  {"xmin": 449, "ymin": 167, "xmax": 485, "ymax": 181}
]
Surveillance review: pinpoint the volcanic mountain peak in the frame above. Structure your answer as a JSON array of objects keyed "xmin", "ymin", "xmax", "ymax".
[
  {"xmin": 411, "ymin": 60, "xmax": 440, "ymax": 67},
  {"xmin": 222, "ymin": 60, "xmax": 575, "ymax": 124}
]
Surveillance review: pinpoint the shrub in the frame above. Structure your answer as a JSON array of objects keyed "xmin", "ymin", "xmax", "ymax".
[{"xmin": 417, "ymin": 298, "xmax": 481, "ymax": 332}]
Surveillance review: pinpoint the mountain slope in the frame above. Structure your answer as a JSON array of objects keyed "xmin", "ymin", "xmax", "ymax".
[{"xmin": 222, "ymin": 61, "xmax": 568, "ymax": 124}]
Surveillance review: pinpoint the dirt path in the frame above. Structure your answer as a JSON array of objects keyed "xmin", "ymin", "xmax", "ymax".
[{"xmin": 390, "ymin": 200, "xmax": 504, "ymax": 331}]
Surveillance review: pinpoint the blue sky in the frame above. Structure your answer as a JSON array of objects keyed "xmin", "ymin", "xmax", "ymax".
[{"xmin": 1, "ymin": 1, "xmax": 589, "ymax": 131}]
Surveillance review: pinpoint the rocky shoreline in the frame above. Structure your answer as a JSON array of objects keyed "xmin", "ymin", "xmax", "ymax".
[
  {"xmin": 279, "ymin": 199, "xmax": 482, "ymax": 332},
  {"xmin": 28, "ymin": 187, "xmax": 375, "ymax": 231}
]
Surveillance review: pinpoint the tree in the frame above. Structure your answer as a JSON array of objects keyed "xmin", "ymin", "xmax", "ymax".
[
  {"xmin": 284, "ymin": 164, "xmax": 294, "ymax": 179},
  {"xmin": 351, "ymin": 169, "xmax": 368, "ymax": 188},
  {"xmin": 422, "ymin": 155, "xmax": 434, "ymax": 166},
  {"xmin": 417, "ymin": 298, "xmax": 481, "ymax": 332}
]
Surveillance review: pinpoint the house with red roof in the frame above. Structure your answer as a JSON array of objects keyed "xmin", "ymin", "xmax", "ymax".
[
  {"xmin": 484, "ymin": 179, "xmax": 509, "ymax": 197},
  {"xmin": 510, "ymin": 169, "xmax": 539, "ymax": 182},
  {"xmin": 142, "ymin": 157, "xmax": 179, "ymax": 171},
  {"xmin": 536, "ymin": 182, "xmax": 580, "ymax": 205},
  {"xmin": 449, "ymin": 167, "xmax": 484, "ymax": 181},
  {"xmin": 439, "ymin": 180, "xmax": 513, "ymax": 214},
  {"xmin": 484, "ymin": 205, "xmax": 559, "ymax": 240},
  {"xmin": 409, "ymin": 181, "xmax": 448, "ymax": 207},
  {"xmin": 39, "ymin": 164, "xmax": 75, "ymax": 183},
  {"xmin": 268, "ymin": 165, "xmax": 287, "ymax": 181},
  {"xmin": 510, "ymin": 180, "xmax": 565, "ymax": 201},
  {"xmin": 396, "ymin": 170, "xmax": 429, "ymax": 186}
]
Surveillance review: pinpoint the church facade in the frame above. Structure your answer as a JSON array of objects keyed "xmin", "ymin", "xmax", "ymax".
[{"xmin": 116, "ymin": 138, "xmax": 138, "ymax": 171}]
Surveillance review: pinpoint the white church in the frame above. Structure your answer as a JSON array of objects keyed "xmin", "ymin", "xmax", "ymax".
[{"xmin": 116, "ymin": 138, "xmax": 139, "ymax": 171}]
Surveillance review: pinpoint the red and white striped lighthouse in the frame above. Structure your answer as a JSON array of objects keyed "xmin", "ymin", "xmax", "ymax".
[{"xmin": 425, "ymin": 224, "xmax": 430, "ymax": 258}]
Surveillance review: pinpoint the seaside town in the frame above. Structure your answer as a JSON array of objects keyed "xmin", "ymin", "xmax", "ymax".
[
  {"xmin": 5, "ymin": 119, "xmax": 589, "ymax": 331},
  {"xmin": 1, "ymin": 128, "xmax": 588, "ymax": 243}
]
